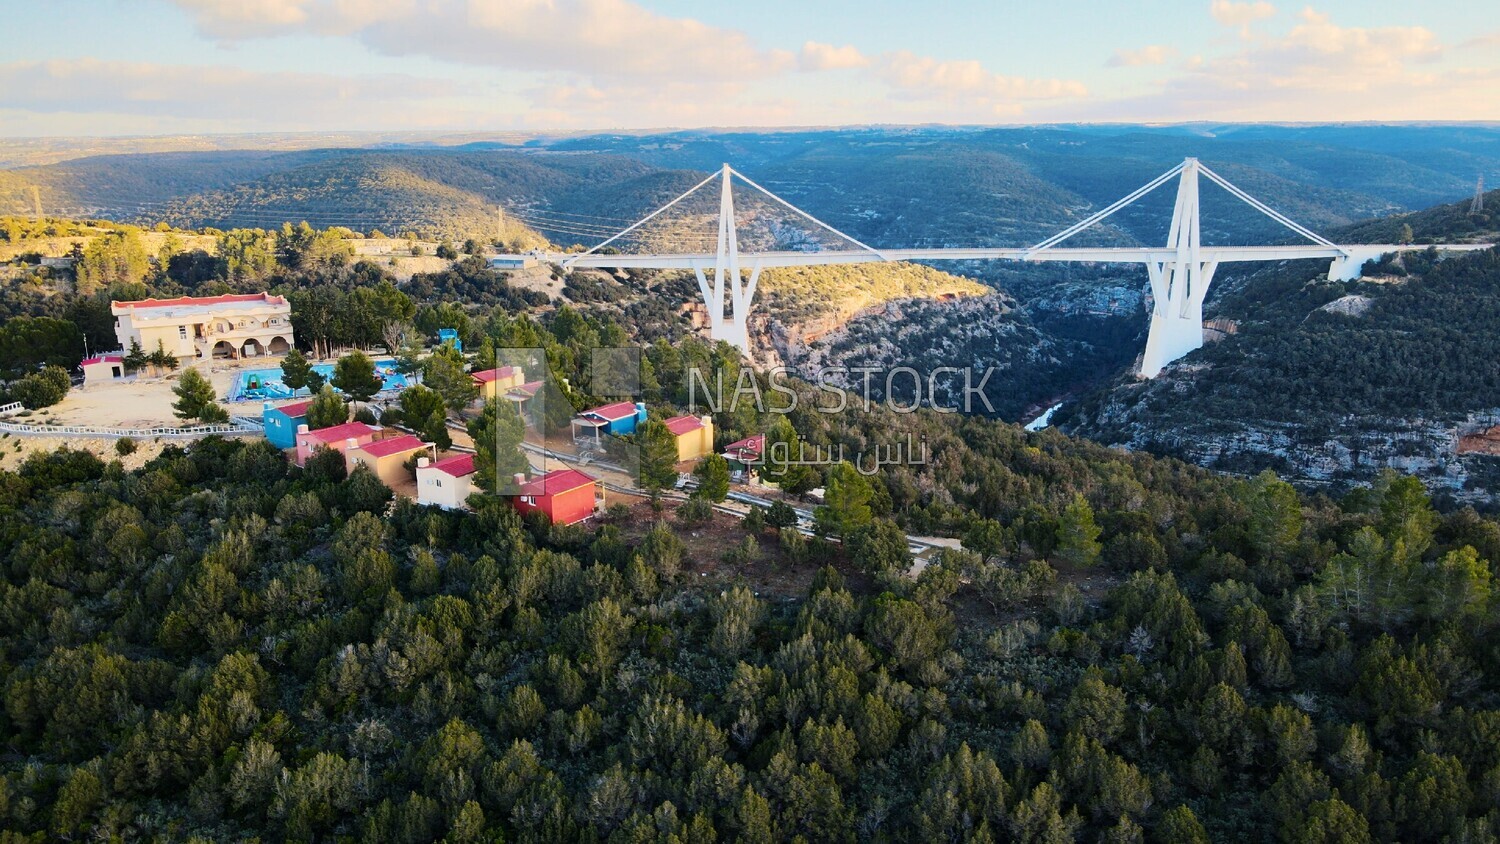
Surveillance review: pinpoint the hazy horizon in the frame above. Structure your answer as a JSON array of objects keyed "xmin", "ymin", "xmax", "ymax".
[{"xmin": 3, "ymin": 0, "xmax": 1496, "ymax": 138}]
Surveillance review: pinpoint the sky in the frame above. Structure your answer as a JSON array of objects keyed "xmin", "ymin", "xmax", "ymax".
[{"xmin": 0, "ymin": 0, "xmax": 1496, "ymax": 136}]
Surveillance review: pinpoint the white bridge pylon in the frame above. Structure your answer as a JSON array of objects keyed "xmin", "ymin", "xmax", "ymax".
[{"xmin": 558, "ymin": 159, "xmax": 1492, "ymax": 377}]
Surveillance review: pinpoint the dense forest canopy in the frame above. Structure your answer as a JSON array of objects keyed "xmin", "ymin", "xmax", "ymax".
[{"xmin": 5, "ymin": 377, "xmax": 1500, "ymax": 841}]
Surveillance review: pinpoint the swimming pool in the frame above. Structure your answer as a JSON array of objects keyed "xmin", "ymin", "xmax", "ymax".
[{"xmin": 230, "ymin": 359, "xmax": 408, "ymax": 401}]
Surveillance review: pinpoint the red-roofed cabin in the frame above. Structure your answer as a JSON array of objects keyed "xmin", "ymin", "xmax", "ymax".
[
  {"xmin": 345, "ymin": 434, "xmax": 432, "ymax": 487},
  {"xmin": 471, "ymin": 365, "xmax": 525, "ymax": 399},
  {"xmin": 571, "ymin": 401, "xmax": 647, "ymax": 444},
  {"xmin": 663, "ymin": 414, "xmax": 715, "ymax": 462},
  {"xmin": 417, "ymin": 453, "xmax": 477, "ymax": 510},
  {"xmin": 295, "ymin": 421, "xmax": 382, "ymax": 467},
  {"xmin": 263, "ymin": 398, "xmax": 315, "ymax": 449},
  {"xmin": 722, "ymin": 433, "xmax": 765, "ymax": 475},
  {"xmin": 511, "ymin": 468, "xmax": 602, "ymax": 526},
  {"xmin": 80, "ymin": 353, "xmax": 125, "ymax": 386},
  {"xmin": 505, "ymin": 379, "xmax": 544, "ymax": 403}
]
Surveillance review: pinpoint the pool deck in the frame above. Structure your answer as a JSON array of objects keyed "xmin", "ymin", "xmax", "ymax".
[{"xmin": 227, "ymin": 359, "xmax": 406, "ymax": 402}]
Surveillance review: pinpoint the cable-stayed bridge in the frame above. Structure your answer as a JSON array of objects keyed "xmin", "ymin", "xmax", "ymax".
[{"xmin": 555, "ymin": 158, "xmax": 1493, "ymax": 378}]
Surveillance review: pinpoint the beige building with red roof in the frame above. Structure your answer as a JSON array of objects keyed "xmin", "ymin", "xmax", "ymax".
[
  {"xmin": 345, "ymin": 434, "xmax": 433, "ymax": 487},
  {"xmin": 470, "ymin": 366, "xmax": 525, "ymax": 400},
  {"xmin": 79, "ymin": 353, "xmax": 125, "ymax": 386},
  {"xmin": 294, "ymin": 421, "xmax": 383, "ymax": 467},
  {"xmin": 417, "ymin": 453, "xmax": 477, "ymax": 510},
  {"xmin": 664, "ymin": 414, "xmax": 715, "ymax": 462},
  {"xmin": 111, "ymin": 292, "xmax": 293, "ymax": 363}
]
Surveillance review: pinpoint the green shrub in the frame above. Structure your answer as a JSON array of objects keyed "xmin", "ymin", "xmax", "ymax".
[{"xmin": 11, "ymin": 365, "xmax": 70, "ymax": 409}]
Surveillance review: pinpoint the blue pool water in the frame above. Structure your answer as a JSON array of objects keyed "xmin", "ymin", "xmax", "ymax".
[{"xmin": 231, "ymin": 359, "xmax": 408, "ymax": 401}]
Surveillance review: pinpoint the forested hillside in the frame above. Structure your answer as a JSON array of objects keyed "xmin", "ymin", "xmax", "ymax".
[{"xmin": 7, "ymin": 375, "xmax": 1500, "ymax": 841}]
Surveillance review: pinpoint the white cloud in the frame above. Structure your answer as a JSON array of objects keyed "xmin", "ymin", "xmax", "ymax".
[
  {"xmin": 875, "ymin": 51, "xmax": 1088, "ymax": 105},
  {"xmin": 1107, "ymin": 45, "xmax": 1178, "ymax": 68},
  {"xmin": 162, "ymin": 0, "xmax": 1088, "ymax": 125},
  {"xmin": 1459, "ymin": 30, "xmax": 1500, "ymax": 50},
  {"xmin": 169, "ymin": 0, "xmax": 788, "ymax": 82},
  {"xmin": 800, "ymin": 41, "xmax": 870, "ymax": 72},
  {"xmin": 0, "ymin": 59, "xmax": 466, "ymax": 131},
  {"xmin": 1069, "ymin": 8, "xmax": 1490, "ymax": 122},
  {"xmin": 1210, "ymin": 0, "xmax": 1277, "ymax": 32}
]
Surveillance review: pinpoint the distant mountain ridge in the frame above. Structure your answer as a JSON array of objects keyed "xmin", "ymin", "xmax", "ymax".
[{"xmin": 2, "ymin": 125, "xmax": 1497, "ymax": 247}]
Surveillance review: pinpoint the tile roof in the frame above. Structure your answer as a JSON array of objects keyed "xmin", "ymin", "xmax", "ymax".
[
  {"xmin": 356, "ymin": 434, "xmax": 427, "ymax": 459},
  {"xmin": 428, "ymin": 453, "xmax": 476, "ymax": 477},
  {"xmin": 111, "ymin": 292, "xmax": 286, "ymax": 310},
  {"xmin": 517, "ymin": 468, "xmax": 597, "ymax": 497},
  {"xmin": 81, "ymin": 354, "xmax": 124, "ymax": 365},
  {"xmin": 723, "ymin": 433, "xmax": 765, "ymax": 458},
  {"xmin": 664, "ymin": 415, "xmax": 708, "ymax": 436},
  {"xmin": 507, "ymin": 380, "xmax": 544, "ymax": 398},
  {"xmin": 579, "ymin": 401, "xmax": 639, "ymax": 421},
  {"xmin": 269, "ymin": 399, "xmax": 314, "ymax": 417},
  {"xmin": 302, "ymin": 421, "xmax": 381, "ymax": 443},
  {"xmin": 471, "ymin": 366, "xmax": 521, "ymax": 383}
]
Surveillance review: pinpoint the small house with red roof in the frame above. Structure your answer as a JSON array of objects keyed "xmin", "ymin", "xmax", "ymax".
[
  {"xmin": 416, "ymin": 453, "xmax": 477, "ymax": 510},
  {"xmin": 295, "ymin": 420, "xmax": 383, "ymax": 467},
  {"xmin": 79, "ymin": 353, "xmax": 125, "ymax": 386},
  {"xmin": 571, "ymin": 401, "xmax": 647, "ymax": 443},
  {"xmin": 722, "ymin": 433, "xmax": 765, "ymax": 478},
  {"xmin": 505, "ymin": 380, "xmax": 544, "ymax": 405},
  {"xmin": 471, "ymin": 365, "xmax": 525, "ymax": 400},
  {"xmin": 663, "ymin": 414, "xmax": 715, "ymax": 462},
  {"xmin": 262, "ymin": 398, "xmax": 315, "ymax": 449},
  {"xmin": 345, "ymin": 434, "xmax": 433, "ymax": 487},
  {"xmin": 510, "ymin": 468, "xmax": 601, "ymax": 526}
]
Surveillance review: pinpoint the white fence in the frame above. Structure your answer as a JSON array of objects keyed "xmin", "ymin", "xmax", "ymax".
[{"xmin": 0, "ymin": 420, "xmax": 254, "ymax": 439}]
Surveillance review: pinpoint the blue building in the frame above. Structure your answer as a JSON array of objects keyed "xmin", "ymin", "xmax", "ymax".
[
  {"xmin": 263, "ymin": 398, "xmax": 314, "ymax": 449},
  {"xmin": 570, "ymin": 401, "xmax": 648, "ymax": 444},
  {"xmin": 438, "ymin": 328, "xmax": 462, "ymax": 353}
]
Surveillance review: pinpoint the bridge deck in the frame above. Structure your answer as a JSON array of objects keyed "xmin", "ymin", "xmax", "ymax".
[{"xmin": 554, "ymin": 243, "xmax": 1491, "ymax": 269}]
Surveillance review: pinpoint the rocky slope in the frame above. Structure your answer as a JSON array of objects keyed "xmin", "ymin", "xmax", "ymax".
[{"xmin": 1061, "ymin": 193, "xmax": 1500, "ymax": 501}]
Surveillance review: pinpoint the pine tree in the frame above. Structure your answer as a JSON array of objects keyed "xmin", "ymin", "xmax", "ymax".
[
  {"xmin": 467, "ymin": 399, "xmax": 527, "ymax": 493},
  {"xmin": 304, "ymin": 383, "xmax": 348, "ymax": 430},
  {"xmin": 399, "ymin": 384, "xmax": 451, "ymax": 450},
  {"xmin": 1055, "ymin": 493, "xmax": 1102, "ymax": 567},
  {"xmin": 693, "ymin": 454, "xmax": 731, "ymax": 502},
  {"xmin": 422, "ymin": 346, "xmax": 477, "ymax": 412},
  {"xmin": 814, "ymin": 462, "xmax": 873, "ymax": 538},
  {"xmin": 172, "ymin": 368, "xmax": 228, "ymax": 423},
  {"xmin": 637, "ymin": 420, "xmax": 680, "ymax": 494},
  {"xmin": 1158, "ymin": 805, "xmax": 1210, "ymax": 844},
  {"xmin": 123, "ymin": 337, "xmax": 147, "ymax": 373},
  {"xmin": 332, "ymin": 350, "xmax": 383, "ymax": 407},
  {"xmin": 281, "ymin": 348, "xmax": 316, "ymax": 394}
]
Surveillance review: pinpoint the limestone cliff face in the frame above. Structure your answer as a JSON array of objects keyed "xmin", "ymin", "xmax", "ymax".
[{"xmin": 1068, "ymin": 373, "xmax": 1500, "ymax": 502}]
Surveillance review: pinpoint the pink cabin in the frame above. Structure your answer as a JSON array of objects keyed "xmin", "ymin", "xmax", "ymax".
[{"xmin": 294, "ymin": 421, "xmax": 382, "ymax": 467}]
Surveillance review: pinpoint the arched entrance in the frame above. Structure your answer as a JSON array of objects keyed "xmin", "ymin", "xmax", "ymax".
[
  {"xmin": 241, "ymin": 339, "xmax": 262, "ymax": 357},
  {"xmin": 268, "ymin": 336, "xmax": 291, "ymax": 355},
  {"xmin": 212, "ymin": 340, "xmax": 236, "ymax": 359}
]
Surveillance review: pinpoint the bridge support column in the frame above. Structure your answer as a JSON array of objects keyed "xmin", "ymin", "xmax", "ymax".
[
  {"xmin": 1139, "ymin": 158, "xmax": 1220, "ymax": 379},
  {"xmin": 702, "ymin": 164, "xmax": 757, "ymax": 358},
  {"xmin": 1327, "ymin": 247, "xmax": 1385, "ymax": 281}
]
